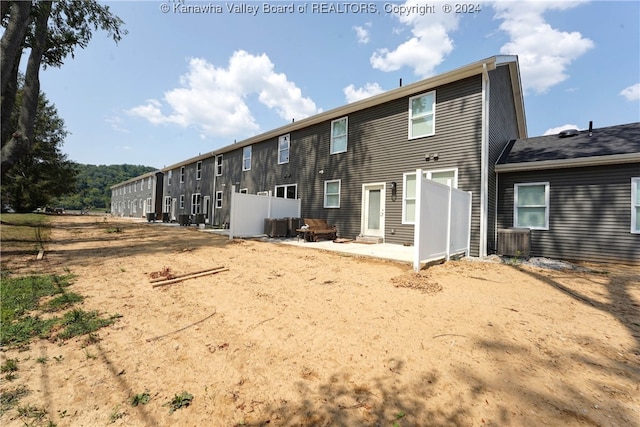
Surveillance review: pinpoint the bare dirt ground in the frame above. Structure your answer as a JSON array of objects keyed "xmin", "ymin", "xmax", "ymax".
[{"xmin": 1, "ymin": 215, "xmax": 639, "ymax": 427}]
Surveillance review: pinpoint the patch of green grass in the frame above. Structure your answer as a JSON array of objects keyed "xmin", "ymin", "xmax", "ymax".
[
  {"xmin": 57, "ymin": 309, "xmax": 118, "ymax": 341},
  {"xmin": 16, "ymin": 403, "xmax": 48, "ymax": 423},
  {"xmin": 36, "ymin": 356, "xmax": 48, "ymax": 364},
  {"xmin": 42, "ymin": 292, "xmax": 84, "ymax": 312},
  {"xmin": 109, "ymin": 405, "xmax": 125, "ymax": 423},
  {"xmin": 1, "ymin": 358, "xmax": 18, "ymax": 373},
  {"xmin": 166, "ymin": 391, "xmax": 193, "ymax": 414},
  {"xmin": 1, "ymin": 315, "xmax": 58, "ymax": 347},
  {"xmin": 0, "ymin": 385, "xmax": 29, "ymax": 415}
]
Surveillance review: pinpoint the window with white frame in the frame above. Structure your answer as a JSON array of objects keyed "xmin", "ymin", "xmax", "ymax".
[
  {"xmin": 402, "ymin": 169, "xmax": 457, "ymax": 223},
  {"xmin": 180, "ymin": 166, "xmax": 185, "ymax": 183},
  {"xmin": 168, "ymin": 170, "xmax": 172, "ymax": 186},
  {"xmin": 243, "ymin": 146, "xmax": 252, "ymax": 171},
  {"xmin": 179, "ymin": 195, "xmax": 184, "ymax": 209},
  {"xmin": 514, "ymin": 183, "xmax": 549, "ymax": 230},
  {"xmin": 215, "ymin": 191, "xmax": 223, "ymax": 209},
  {"xmin": 331, "ymin": 117, "xmax": 348, "ymax": 154},
  {"xmin": 164, "ymin": 196, "xmax": 171, "ymax": 213},
  {"xmin": 191, "ymin": 193, "xmax": 201, "ymax": 215},
  {"xmin": 215, "ymin": 155, "xmax": 223, "ymax": 176},
  {"xmin": 278, "ymin": 134, "xmax": 290, "ymax": 164},
  {"xmin": 408, "ymin": 91, "xmax": 435, "ymax": 139},
  {"xmin": 239, "ymin": 188, "xmax": 248, "ymax": 194},
  {"xmin": 147, "ymin": 177, "xmax": 151, "ymax": 189},
  {"xmin": 324, "ymin": 180, "xmax": 341, "ymax": 208},
  {"xmin": 632, "ymin": 178, "xmax": 640, "ymax": 233},
  {"xmin": 276, "ymin": 184, "xmax": 297, "ymax": 199},
  {"xmin": 196, "ymin": 161, "xmax": 202, "ymax": 180},
  {"xmin": 146, "ymin": 198, "xmax": 152, "ymax": 213}
]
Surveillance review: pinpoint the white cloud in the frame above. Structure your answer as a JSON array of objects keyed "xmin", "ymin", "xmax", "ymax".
[
  {"xmin": 354, "ymin": 23, "xmax": 371, "ymax": 44},
  {"xmin": 493, "ymin": 2, "xmax": 594, "ymax": 94},
  {"xmin": 343, "ymin": 82, "xmax": 385, "ymax": 103},
  {"xmin": 543, "ymin": 124, "xmax": 580, "ymax": 135},
  {"xmin": 104, "ymin": 115, "xmax": 130, "ymax": 134},
  {"xmin": 620, "ymin": 83, "xmax": 640, "ymax": 101},
  {"xmin": 127, "ymin": 51, "xmax": 319, "ymax": 139},
  {"xmin": 370, "ymin": 0, "xmax": 460, "ymax": 77}
]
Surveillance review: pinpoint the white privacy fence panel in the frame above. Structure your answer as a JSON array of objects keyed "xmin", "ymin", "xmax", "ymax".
[
  {"xmin": 229, "ymin": 189, "xmax": 301, "ymax": 239},
  {"xmin": 413, "ymin": 169, "xmax": 472, "ymax": 271}
]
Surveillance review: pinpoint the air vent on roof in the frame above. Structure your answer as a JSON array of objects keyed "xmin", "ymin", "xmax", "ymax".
[{"xmin": 558, "ymin": 129, "xmax": 579, "ymax": 138}]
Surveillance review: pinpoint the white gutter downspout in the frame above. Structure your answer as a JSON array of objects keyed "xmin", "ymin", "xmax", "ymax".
[{"xmin": 479, "ymin": 63, "xmax": 490, "ymax": 258}]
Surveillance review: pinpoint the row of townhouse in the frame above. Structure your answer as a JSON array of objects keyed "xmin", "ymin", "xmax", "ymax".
[{"xmin": 111, "ymin": 55, "xmax": 640, "ymax": 264}]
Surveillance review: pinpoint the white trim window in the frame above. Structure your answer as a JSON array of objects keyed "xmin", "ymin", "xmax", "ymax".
[
  {"xmin": 146, "ymin": 198, "xmax": 152, "ymax": 213},
  {"xmin": 196, "ymin": 161, "xmax": 202, "ymax": 180},
  {"xmin": 239, "ymin": 188, "xmax": 248, "ymax": 194},
  {"xmin": 402, "ymin": 169, "xmax": 457, "ymax": 224},
  {"xmin": 276, "ymin": 184, "xmax": 297, "ymax": 199},
  {"xmin": 408, "ymin": 91, "xmax": 435, "ymax": 139},
  {"xmin": 324, "ymin": 179, "xmax": 341, "ymax": 208},
  {"xmin": 167, "ymin": 170, "xmax": 172, "ymax": 186},
  {"xmin": 147, "ymin": 177, "xmax": 152, "ymax": 189},
  {"xmin": 164, "ymin": 196, "xmax": 171, "ymax": 213},
  {"xmin": 215, "ymin": 191, "xmax": 223, "ymax": 209},
  {"xmin": 215, "ymin": 155, "xmax": 223, "ymax": 176},
  {"xmin": 191, "ymin": 193, "xmax": 201, "ymax": 215},
  {"xmin": 179, "ymin": 194, "xmax": 185, "ymax": 209},
  {"xmin": 243, "ymin": 146, "xmax": 252, "ymax": 171},
  {"xmin": 514, "ymin": 182, "xmax": 550, "ymax": 230},
  {"xmin": 330, "ymin": 117, "xmax": 348, "ymax": 154},
  {"xmin": 278, "ymin": 134, "xmax": 290, "ymax": 164},
  {"xmin": 632, "ymin": 177, "xmax": 640, "ymax": 233},
  {"xmin": 180, "ymin": 166, "xmax": 185, "ymax": 183}
]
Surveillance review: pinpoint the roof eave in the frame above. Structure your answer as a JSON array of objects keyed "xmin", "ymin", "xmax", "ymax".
[{"xmin": 495, "ymin": 153, "xmax": 640, "ymax": 173}]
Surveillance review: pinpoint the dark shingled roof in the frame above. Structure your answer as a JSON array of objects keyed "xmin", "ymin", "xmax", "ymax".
[{"xmin": 497, "ymin": 122, "xmax": 640, "ymax": 165}]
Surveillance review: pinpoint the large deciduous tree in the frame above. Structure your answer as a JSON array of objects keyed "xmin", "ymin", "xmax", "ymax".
[
  {"xmin": 1, "ymin": 0, "xmax": 126, "ymax": 177},
  {"xmin": 1, "ymin": 88, "xmax": 77, "ymax": 212}
]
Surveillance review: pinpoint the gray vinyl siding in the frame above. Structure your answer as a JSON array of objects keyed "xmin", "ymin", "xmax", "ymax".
[
  {"xmin": 111, "ymin": 172, "xmax": 162, "ymax": 218},
  {"xmin": 164, "ymin": 161, "xmax": 213, "ymax": 217},
  {"xmin": 497, "ymin": 163, "xmax": 640, "ymax": 264},
  {"xmin": 487, "ymin": 65, "xmax": 521, "ymax": 253},
  {"xmin": 215, "ymin": 75, "xmax": 485, "ymax": 255}
]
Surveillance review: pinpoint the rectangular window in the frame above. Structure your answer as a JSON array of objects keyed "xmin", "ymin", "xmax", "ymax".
[
  {"xmin": 215, "ymin": 191, "xmax": 223, "ymax": 209},
  {"xmin": 632, "ymin": 178, "xmax": 640, "ymax": 233},
  {"xmin": 196, "ymin": 161, "xmax": 202, "ymax": 180},
  {"xmin": 147, "ymin": 177, "xmax": 152, "ymax": 189},
  {"xmin": 239, "ymin": 188, "xmax": 248, "ymax": 194},
  {"xmin": 514, "ymin": 183, "xmax": 549, "ymax": 230},
  {"xmin": 408, "ymin": 91, "xmax": 435, "ymax": 139},
  {"xmin": 331, "ymin": 117, "xmax": 348, "ymax": 154},
  {"xmin": 146, "ymin": 198, "xmax": 152, "ymax": 213},
  {"xmin": 180, "ymin": 166, "xmax": 185, "ymax": 183},
  {"xmin": 243, "ymin": 146, "xmax": 252, "ymax": 171},
  {"xmin": 275, "ymin": 184, "xmax": 297, "ymax": 199},
  {"xmin": 324, "ymin": 180, "xmax": 341, "ymax": 208},
  {"xmin": 164, "ymin": 196, "xmax": 171, "ymax": 213},
  {"xmin": 215, "ymin": 155, "xmax": 223, "ymax": 176},
  {"xmin": 179, "ymin": 195, "xmax": 185, "ymax": 209},
  {"xmin": 278, "ymin": 134, "xmax": 290, "ymax": 164},
  {"xmin": 402, "ymin": 169, "xmax": 457, "ymax": 223},
  {"xmin": 191, "ymin": 193, "xmax": 201, "ymax": 215},
  {"xmin": 168, "ymin": 170, "xmax": 172, "ymax": 186}
]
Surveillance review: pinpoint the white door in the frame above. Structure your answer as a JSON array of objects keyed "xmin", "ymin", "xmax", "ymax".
[
  {"xmin": 203, "ymin": 196, "xmax": 211, "ymax": 223},
  {"xmin": 171, "ymin": 198, "xmax": 177, "ymax": 221},
  {"xmin": 362, "ymin": 183, "xmax": 385, "ymax": 238}
]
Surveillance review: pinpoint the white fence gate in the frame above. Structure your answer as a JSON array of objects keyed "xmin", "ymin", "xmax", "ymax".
[
  {"xmin": 229, "ymin": 189, "xmax": 301, "ymax": 239},
  {"xmin": 413, "ymin": 169, "xmax": 472, "ymax": 271}
]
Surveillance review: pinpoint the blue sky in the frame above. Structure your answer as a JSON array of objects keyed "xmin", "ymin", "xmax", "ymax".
[{"xmin": 38, "ymin": 0, "xmax": 640, "ymax": 169}]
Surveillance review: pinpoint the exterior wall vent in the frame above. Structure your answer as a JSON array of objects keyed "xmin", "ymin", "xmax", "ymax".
[{"xmin": 497, "ymin": 228, "xmax": 531, "ymax": 257}]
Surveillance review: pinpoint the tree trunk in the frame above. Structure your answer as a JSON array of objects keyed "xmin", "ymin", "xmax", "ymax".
[
  {"xmin": 0, "ymin": 1, "xmax": 32, "ymax": 95},
  {"xmin": 1, "ymin": 1, "xmax": 51, "ymax": 176},
  {"xmin": 1, "ymin": 51, "xmax": 22, "ymax": 148}
]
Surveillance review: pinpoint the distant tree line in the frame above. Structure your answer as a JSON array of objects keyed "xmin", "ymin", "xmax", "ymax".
[{"xmin": 53, "ymin": 164, "xmax": 157, "ymax": 211}]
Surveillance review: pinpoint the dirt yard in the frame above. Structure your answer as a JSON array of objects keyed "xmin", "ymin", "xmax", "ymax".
[{"xmin": 1, "ymin": 215, "xmax": 639, "ymax": 427}]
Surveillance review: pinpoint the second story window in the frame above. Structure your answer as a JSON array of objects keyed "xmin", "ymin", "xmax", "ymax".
[
  {"xmin": 243, "ymin": 146, "xmax": 252, "ymax": 171},
  {"xmin": 331, "ymin": 117, "xmax": 348, "ymax": 154},
  {"xmin": 215, "ymin": 155, "xmax": 223, "ymax": 176},
  {"xmin": 278, "ymin": 134, "xmax": 290, "ymax": 164},
  {"xmin": 180, "ymin": 166, "xmax": 185, "ymax": 183},
  {"xmin": 409, "ymin": 91, "xmax": 435, "ymax": 139},
  {"xmin": 196, "ymin": 161, "xmax": 202, "ymax": 180}
]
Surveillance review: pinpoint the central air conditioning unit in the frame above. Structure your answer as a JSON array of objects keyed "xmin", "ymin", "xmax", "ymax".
[{"xmin": 497, "ymin": 228, "xmax": 531, "ymax": 257}]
